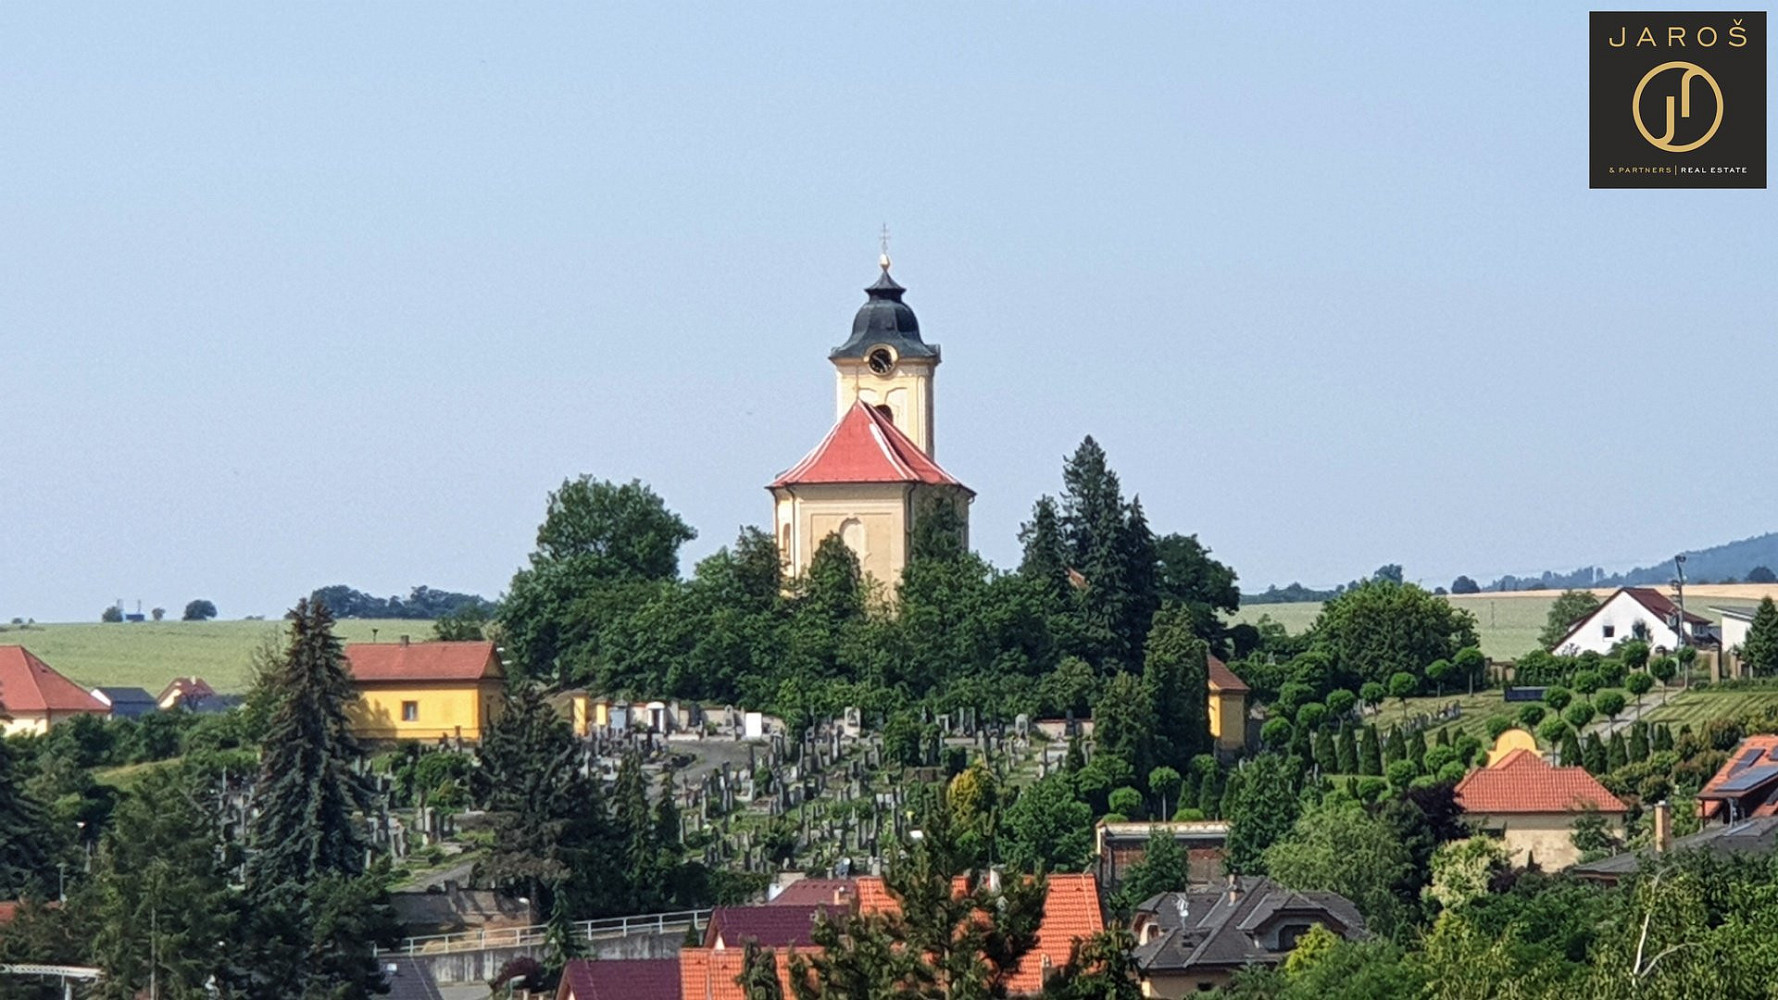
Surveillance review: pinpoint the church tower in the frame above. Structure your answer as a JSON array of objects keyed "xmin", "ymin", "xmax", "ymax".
[
  {"xmin": 768, "ymin": 256, "xmax": 972, "ymax": 590},
  {"xmin": 828, "ymin": 255, "xmax": 938, "ymax": 455}
]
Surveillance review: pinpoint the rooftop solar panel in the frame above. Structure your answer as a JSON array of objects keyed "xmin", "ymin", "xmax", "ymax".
[{"xmin": 1714, "ymin": 765, "xmax": 1778, "ymax": 794}]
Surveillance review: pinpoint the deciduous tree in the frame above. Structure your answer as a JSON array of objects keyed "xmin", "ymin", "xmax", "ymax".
[{"xmin": 1539, "ymin": 590, "xmax": 1602, "ymax": 650}]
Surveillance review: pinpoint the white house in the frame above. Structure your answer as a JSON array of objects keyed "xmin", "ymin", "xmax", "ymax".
[
  {"xmin": 1716, "ymin": 605, "xmax": 1757, "ymax": 654},
  {"xmin": 1553, "ymin": 587, "xmax": 1714, "ymax": 655}
]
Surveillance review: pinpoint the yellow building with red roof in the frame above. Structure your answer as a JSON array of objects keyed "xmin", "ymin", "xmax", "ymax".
[
  {"xmin": 0, "ymin": 646, "xmax": 108, "ymax": 736},
  {"xmin": 342, "ymin": 638, "xmax": 503, "ymax": 742},
  {"xmin": 1206, "ymin": 656, "xmax": 1249, "ymax": 753}
]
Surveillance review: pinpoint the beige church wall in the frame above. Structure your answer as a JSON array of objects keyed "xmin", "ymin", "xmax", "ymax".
[
  {"xmin": 773, "ymin": 482, "xmax": 970, "ymax": 593},
  {"xmin": 773, "ymin": 483, "xmax": 914, "ymax": 588},
  {"xmin": 833, "ymin": 358, "xmax": 936, "ymax": 455}
]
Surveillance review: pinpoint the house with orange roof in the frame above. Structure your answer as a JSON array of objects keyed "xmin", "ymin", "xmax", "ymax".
[
  {"xmin": 157, "ymin": 675, "xmax": 216, "ymax": 710},
  {"xmin": 342, "ymin": 638, "xmax": 504, "ymax": 742},
  {"xmin": 676, "ymin": 872, "xmax": 1106, "ymax": 998},
  {"xmin": 1453, "ymin": 746, "xmax": 1628, "ymax": 869},
  {"xmin": 0, "ymin": 646, "xmax": 108, "ymax": 736},
  {"xmin": 768, "ymin": 260, "xmax": 973, "ymax": 591}
]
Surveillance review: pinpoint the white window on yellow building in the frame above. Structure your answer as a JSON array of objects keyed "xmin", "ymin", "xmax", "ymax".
[{"xmin": 401, "ymin": 701, "xmax": 419, "ymax": 722}]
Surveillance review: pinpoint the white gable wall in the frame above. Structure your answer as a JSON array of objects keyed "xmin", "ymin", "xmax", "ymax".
[
  {"xmin": 1722, "ymin": 613, "xmax": 1753, "ymax": 653},
  {"xmin": 1556, "ymin": 590, "xmax": 1684, "ymax": 655}
]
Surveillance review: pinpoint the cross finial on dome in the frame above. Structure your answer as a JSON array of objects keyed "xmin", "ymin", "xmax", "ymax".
[{"xmin": 878, "ymin": 223, "xmax": 892, "ymax": 271}]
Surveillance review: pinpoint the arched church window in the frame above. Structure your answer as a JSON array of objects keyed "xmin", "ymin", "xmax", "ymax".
[
  {"xmin": 839, "ymin": 518, "xmax": 866, "ymax": 559},
  {"xmin": 873, "ymin": 404, "xmax": 894, "ymax": 425}
]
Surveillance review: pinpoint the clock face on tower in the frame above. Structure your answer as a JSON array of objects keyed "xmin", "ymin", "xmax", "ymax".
[{"xmin": 867, "ymin": 347, "xmax": 895, "ymax": 375}]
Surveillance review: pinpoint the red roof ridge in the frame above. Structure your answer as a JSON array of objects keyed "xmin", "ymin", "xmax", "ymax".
[
  {"xmin": 343, "ymin": 640, "xmax": 501, "ymax": 683},
  {"xmin": 0, "ymin": 646, "xmax": 108, "ymax": 715},
  {"xmin": 770, "ymin": 401, "xmax": 969, "ymax": 490},
  {"xmin": 1454, "ymin": 749, "xmax": 1627, "ymax": 814},
  {"xmin": 1207, "ymin": 656, "xmax": 1248, "ymax": 693},
  {"xmin": 1622, "ymin": 586, "xmax": 1711, "ymax": 625}
]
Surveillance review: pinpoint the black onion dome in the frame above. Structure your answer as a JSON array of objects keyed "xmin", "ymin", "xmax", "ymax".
[{"xmin": 829, "ymin": 265, "xmax": 939, "ymax": 361}]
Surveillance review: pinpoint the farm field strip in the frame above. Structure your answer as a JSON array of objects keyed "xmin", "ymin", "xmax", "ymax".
[
  {"xmin": 0, "ymin": 618, "xmax": 432, "ymax": 692},
  {"xmin": 1237, "ymin": 585, "xmax": 1778, "ymax": 662}
]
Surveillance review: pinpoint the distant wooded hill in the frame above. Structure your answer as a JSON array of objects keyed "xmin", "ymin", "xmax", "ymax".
[
  {"xmin": 1484, "ymin": 532, "xmax": 1778, "ymax": 591},
  {"xmin": 1243, "ymin": 533, "xmax": 1778, "ymax": 605},
  {"xmin": 308, "ymin": 584, "xmax": 495, "ymax": 619}
]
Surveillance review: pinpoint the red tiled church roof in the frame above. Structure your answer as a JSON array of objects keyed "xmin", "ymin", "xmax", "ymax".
[
  {"xmin": 1206, "ymin": 656, "xmax": 1248, "ymax": 693},
  {"xmin": 343, "ymin": 641, "xmax": 501, "ymax": 683},
  {"xmin": 1454, "ymin": 749, "xmax": 1627, "ymax": 814},
  {"xmin": 0, "ymin": 647, "xmax": 107, "ymax": 714},
  {"xmin": 770, "ymin": 400, "xmax": 968, "ymax": 490}
]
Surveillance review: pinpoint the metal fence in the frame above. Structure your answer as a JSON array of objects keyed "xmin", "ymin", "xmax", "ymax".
[{"xmin": 375, "ymin": 907, "xmax": 711, "ymax": 957}]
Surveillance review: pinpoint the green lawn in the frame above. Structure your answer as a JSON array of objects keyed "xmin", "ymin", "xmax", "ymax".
[
  {"xmin": 1362, "ymin": 689, "xmax": 1524, "ymax": 743},
  {"xmin": 0, "ymin": 618, "xmax": 434, "ymax": 693},
  {"xmin": 1635, "ymin": 687, "xmax": 1778, "ymax": 730}
]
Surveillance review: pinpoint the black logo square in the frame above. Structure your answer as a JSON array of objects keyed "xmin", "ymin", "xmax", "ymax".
[{"xmin": 1590, "ymin": 12, "xmax": 1766, "ymax": 188}]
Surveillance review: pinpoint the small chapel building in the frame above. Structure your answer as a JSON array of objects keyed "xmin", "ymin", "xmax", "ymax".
[{"xmin": 769, "ymin": 256, "xmax": 972, "ymax": 588}]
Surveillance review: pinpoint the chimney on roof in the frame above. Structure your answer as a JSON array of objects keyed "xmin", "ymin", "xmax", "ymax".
[
  {"xmin": 1226, "ymin": 874, "xmax": 1240, "ymax": 906},
  {"xmin": 1654, "ymin": 800, "xmax": 1673, "ymax": 853},
  {"xmin": 399, "ymin": 634, "xmax": 410, "ymax": 647}
]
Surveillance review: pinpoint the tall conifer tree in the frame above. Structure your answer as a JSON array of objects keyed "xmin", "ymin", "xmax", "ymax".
[
  {"xmin": 1335, "ymin": 726, "xmax": 1359, "ymax": 775},
  {"xmin": 1142, "ymin": 608, "xmax": 1210, "ymax": 770},
  {"xmin": 247, "ymin": 597, "xmax": 369, "ymax": 892},
  {"xmin": 0, "ymin": 737, "xmax": 54, "ymax": 897},
  {"xmin": 1018, "ymin": 496, "xmax": 1069, "ymax": 600},
  {"xmin": 479, "ymin": 684, "xmax": 608, "ymax": 915}
]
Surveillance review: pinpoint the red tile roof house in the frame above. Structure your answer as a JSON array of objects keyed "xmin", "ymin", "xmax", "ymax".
[
  {"xmin": 157, "ymin": 675, "xmax": 217, "ymax": 710},
  {"xmin": 0, "ymin": 646, "xmax": 109, "ymax": 736},
  {"xmin": 556, "ymin": 957, "xmax": 680, "ymax": 1000},
  {"xmin": 1453, "ymin": 748, "xmax": 1628, "ymax": 870},
  {"xmin": 677, "ymin": 873, "xmax": 1107, "ymax": 999}
]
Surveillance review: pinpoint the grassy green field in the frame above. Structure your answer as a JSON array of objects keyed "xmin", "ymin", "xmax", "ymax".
[
  {"xmin": 0, "ymin": 618, "xmax": 433, "ymax": 693},
  {"xmin": 1233, "ymin": 595, "xmax": 1547, "ymax": 659}
]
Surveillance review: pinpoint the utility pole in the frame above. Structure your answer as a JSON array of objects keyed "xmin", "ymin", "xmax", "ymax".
[{"xmin": 1673, "ymin": 554, "xmax": 1690, "ymax": 646}]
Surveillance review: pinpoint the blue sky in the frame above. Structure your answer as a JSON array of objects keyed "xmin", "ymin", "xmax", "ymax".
[{"xmin": 2, "ymin": 3, "xmax": 1772, "ymax": 621}]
